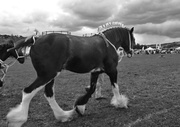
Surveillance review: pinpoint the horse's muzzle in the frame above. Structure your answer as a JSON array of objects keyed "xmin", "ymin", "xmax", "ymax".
[{"xmin": 17, "ymin": 57, "xmax": 25, "ymax": 64}]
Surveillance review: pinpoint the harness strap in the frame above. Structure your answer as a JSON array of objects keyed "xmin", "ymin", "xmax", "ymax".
[
  {"xmin": 99, "ymin": 32, "xmax": 109, "ymax": 47},
  {"xmin": 128, "ymin": 32, "xmax": 132, "ymax": 50},
  {"xmin": 117, "ymin": 47, "xmax": 124, "ymax": 62},
  {"xmin": 0, "ymin": 60, "xmax": 10, "ymax": 82},
  {"xmin": 99, "ymin": 32, "xmax": 118, "ymax": 52},
  {"xmin": 0, "ymin": 35, "xmax": 37, "ymax": 83},
  {"xmin": 0, "ymin": 49, "xmax": 23, "ymax": 82},
  {"xmin": 98, "ymin": 32, "xmax": 124, "ymax": 62},
  {"xmin": 13, "ymin": 35, "xmax": 36, "ymax": 60}
]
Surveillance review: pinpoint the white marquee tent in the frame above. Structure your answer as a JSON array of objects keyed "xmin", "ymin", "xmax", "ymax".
[
  {"xmin": 145, "ymin": 47, "xmax": 155, "ymax": 51},
  {"xmin": 175, "ymin": 47, "xmax": 180, "ymax": 50}
]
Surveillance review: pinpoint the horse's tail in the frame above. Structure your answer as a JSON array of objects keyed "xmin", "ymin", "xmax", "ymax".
[{"xmin": 7, "ymin": 35, "xmax": 38, "ymax": 52}]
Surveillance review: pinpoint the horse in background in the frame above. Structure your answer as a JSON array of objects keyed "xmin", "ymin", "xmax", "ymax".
[
  {"xmin": 0, "ymin": 39, "xmax": 25, "ymax": 88},
  {"xmin": 6, "ymin": 22, "xmax": 135, "ymax": 127}
]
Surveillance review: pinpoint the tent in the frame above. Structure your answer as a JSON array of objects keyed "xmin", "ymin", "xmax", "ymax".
[
  {"xmin": 145, "ymin": 47, "xmax": 155, "ymax": 51},
  {"xmin": 175, "ymin": 47, "xmax": 180, "ymax": 50},
  {"xmin": 145, "ymin": 47, "xmax": 155, "ymax": 54}
]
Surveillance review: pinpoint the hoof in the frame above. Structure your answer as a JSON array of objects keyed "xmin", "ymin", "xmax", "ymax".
[
  {"xmin": 75, "ymin": 105, "xmax": 86, "ymax": 116},
  {"xmin": 85, "ymin": 86, "xmax": 90, "ymax": 92},
  {"xmin": 55, "ymin": 109, "xmax": 75, "ymax": 122},
  {"xmin": 95, "ymin": 96, "xmax": 106, "ymax": 100},
  {"xmin": 60, "ymin": 117, "xmax": 73, "ymax": 123},
  {"xmin": 7, "ymin": 121, "xmax": 25, "ymax": 127},
  {"xmin": 6, "ymin": 104, "xmax": 27, "ymax": 127}
]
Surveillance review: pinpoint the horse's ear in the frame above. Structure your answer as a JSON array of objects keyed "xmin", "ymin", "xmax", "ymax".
[
  {"xmin": 25, "ymin": 35, "xmax": 36, "ymax": 45},
  {"xmin": 130, "ymin": 27, "xmax": 134, "ymax": 33}
]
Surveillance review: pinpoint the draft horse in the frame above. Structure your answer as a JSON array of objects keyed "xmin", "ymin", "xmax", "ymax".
[
  {"xmin": 6, "ymin": 23, "xmax": 135, "ymax": 127},
  {"xmin": 0, "ymin": 39, "xmax": 25, "ymax": 88}
]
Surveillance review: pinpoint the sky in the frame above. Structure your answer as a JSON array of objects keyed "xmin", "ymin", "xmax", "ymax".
[{"xmin": 0, "ymin": 0, "xmax": 180, "ymax": 45}]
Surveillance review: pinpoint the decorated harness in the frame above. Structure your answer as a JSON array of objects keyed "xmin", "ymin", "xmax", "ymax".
[{"xmin": 98, "ymin": 22, "xmax": 127, "ymax": 62}]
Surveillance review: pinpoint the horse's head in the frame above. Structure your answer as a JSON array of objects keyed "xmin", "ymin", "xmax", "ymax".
[
  {"xmin": 0, "ymin": 39, "xmax": 26, "ymax": 89},
  {"xmin": 0, "ymin": 40, "xmax": 14, "ymax": 61},
  {"xmin": 0, "ymin": 39, "xmax": 25, "ymax": 64},
  {"xmin": 99, "ymin": 22, "xmax": 136, "ymax": 58},
  {"xmin": 121, "ymin": 27, "xmax": 135, "ymax": 58}
]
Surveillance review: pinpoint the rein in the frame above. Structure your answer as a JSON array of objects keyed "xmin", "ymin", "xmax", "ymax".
[
  {"xmin": 99, "ymin": 32, "xmax": 119, "ymax": 53},
  {"xmin": 0, "ymin": 34, "xmax": 37, "ymax": 86},
  {"xmin": 0, "ymin": 49, "xmax": 26, "ymax": 83},
  {"xmin": 98, "ymin": 32, "xmax": 125, "ymax": 62},
  {"xmin": 128, "ymin": 32, "xmax": 132, "ymax": 51},
  {"xmin": 0, "ymin": 59, "xmax": 13, "ymax": 82}
]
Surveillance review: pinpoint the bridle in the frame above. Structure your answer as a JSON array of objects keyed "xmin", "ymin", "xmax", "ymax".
[
  {"xmin": 128, "ymin": 32, "xmax": 132, "ymax": 51},
  {"xmin": 0, "ymin": 33, "xmax": 37, "ymax": 86},
  {"xmin": 99, "ymin": 30, "xmax": 132, "ymax": 61},
  {"xmin": 0, "ymin": 49, "xmax": 25, "ymax": 83}
]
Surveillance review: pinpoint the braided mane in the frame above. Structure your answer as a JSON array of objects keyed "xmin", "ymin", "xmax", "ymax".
[{"xmin": 98, "ymin": 22, "xmax": 126, "ymax": 33}]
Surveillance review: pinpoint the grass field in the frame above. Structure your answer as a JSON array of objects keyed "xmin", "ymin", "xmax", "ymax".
[{"xmin": 0, "ymin": 54, "xmax": 180, "ymax": 127}]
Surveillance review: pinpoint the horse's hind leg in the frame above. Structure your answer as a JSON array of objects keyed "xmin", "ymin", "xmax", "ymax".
[
  {"xmin": 106, "ymin": 69, "xmax": 128, "ymax": 108},
  {"xmin": 44, "ymin": 78, "xmax": 75, "ymax": 122},
  {"xmin": 6, "ymin": 76, "xmax": 52, "ymax": 127},
  {"xmin": 95, "ymin": 74, "xmax": 104, "ymax": 99},
  {"xmin": 85, "ymin": 73, "xmax": 104, "ymax": 99},
  {"xmin": 75, "ymin": 72, "xmax": 99, "ymax": 115}
]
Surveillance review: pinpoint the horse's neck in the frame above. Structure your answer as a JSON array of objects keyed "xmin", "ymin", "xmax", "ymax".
[
  {"xmin": 0, "ymin": 55, "xmax": 9, "ymax": 61},
  {"xmin": 104, "ymin": 29, "xmax": 123, "ymax": 49}
]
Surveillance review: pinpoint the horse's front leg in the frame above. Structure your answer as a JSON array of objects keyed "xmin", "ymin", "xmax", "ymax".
[
  {"xmin": 44, "ymin": 78, "xmax": 75, "ymax": 122},
  {"xmin": 74, "ymin": 72, "xmax": 99, "ymax": 115},
  {"xmin": 107, "ymin": 70, "xmax": 129, "ymax": 108}
]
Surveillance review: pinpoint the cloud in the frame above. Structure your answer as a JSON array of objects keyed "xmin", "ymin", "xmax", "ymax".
[
  {"xmin": 0, "ymin": 0, "xmax": 180, "ymax": 44},
  {"xmin": 62, "ymin": 0, "xmax": 118, "ymax": 21},
  {"xmin": 135, "ymin": 20, "xmax": 180, "ymax": 38},
  {"xmin": 115, "ymin": 0, "xmax": 180, "ymax": 25},
  {"xmin": 50, "ymin": 0, "xmax": 121, "ymax": 32},
  {"xmin": 23, "ymin": 11, "xmax": 50, "ymax": 24},
  {"xmin": 135, "ymin": 33, "xmax": 180, "ymax": 44}
]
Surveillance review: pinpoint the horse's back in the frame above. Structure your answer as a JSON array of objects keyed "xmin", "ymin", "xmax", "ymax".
[
  {"xmin": 64, "ymin": 35, "xmax": 107, "ymax": 73},
  {"xmin": 30, "ymin": 33, "xmax": 107, "ymax": 74}
]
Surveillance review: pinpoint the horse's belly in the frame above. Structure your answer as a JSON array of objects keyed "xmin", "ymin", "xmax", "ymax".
[{"xmin": 64, "ymin": 57, "xmax": 100, "ymax": 73}]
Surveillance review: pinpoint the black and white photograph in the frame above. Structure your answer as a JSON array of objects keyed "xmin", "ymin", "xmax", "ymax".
[{"xmin": 0, "ymin": 0, "xmax": 180, "ymax": 127}]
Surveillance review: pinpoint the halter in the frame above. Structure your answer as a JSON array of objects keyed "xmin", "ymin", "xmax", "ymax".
[
  {"xmin": 98, "ymin": 22, "xmax": 133, "ymax": 59},
  {"xmin": 128, "ymin": 32, "xmax": 132, "ymax": 51},
  {"xmin": 0, "ymin": 33, "xmax": 37, "ymax": 86},
  {"xmin": 99, "ymin": 31, "xmax": 132, "ymax": 62},
  {"xmin": 0, "ymin": 48, "xmax": 27, "ymax": 83}
]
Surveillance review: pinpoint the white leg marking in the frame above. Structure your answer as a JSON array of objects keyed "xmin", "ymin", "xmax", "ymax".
[
  {"xmin": 95, "ymin": 82, "xmax": 103, "ymax": 99},
  {"xmin": 111, "ymin": 83, "xmax": 128, "ymax": 108},
  {"xmin": 95, "ymin": 74, "xmax": 104, "ymax": 99},
  {"xmin": 7, "ymin": 86, "xmax": 44, "ymax": 127},
  {"xmin": 76, "ymin": 104, "xmax": 86, "ymax": 115},
  {"xmin": 44, "ymin": 87, "xmax": 75, "ymax": 123}
]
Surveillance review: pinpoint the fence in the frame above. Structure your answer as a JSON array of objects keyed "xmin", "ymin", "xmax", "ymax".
[
  {"xmin": 82, "ymin": 33, "xmax": 96, "ymax": 37},
  {"xmin": 42, "ymin": 31, "xmax": 71, "ymax": 35}
]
